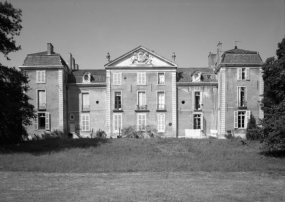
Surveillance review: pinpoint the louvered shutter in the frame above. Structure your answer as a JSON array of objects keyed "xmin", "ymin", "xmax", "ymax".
[
  {"xmin": 234, "ymin": 111, "xmax": 238, "ymax": 128},
  {"xmin": 86, "ymin": 115, "xmax": 90, "ymax": 131},
  {"xmin": 245, "ymin": 111, "xmax": 251, "ymax": 128},
  {"xmin": 246, "ymin": 68, "xmax": 250, "ymax": 81},
  {"xmin": 113, "ymin": 73, "xmax": 117, "ymax": 85},
  {"xmin": 237, "ymin": 68, "xmax": 241, "ymax": 80},
  {"xmin": 118, "ymin": 73, "xmax": 121, "ymax": 85},
  {"xmin": 45, "ymin": 112, "xmax": 50, "ymax": 130},
  {"xmin": 81, "ymin": 115, "xmax": 85, "ymax": 131},
  {"xmin": 42, "ymin": 71, "xmax": 46, "ymax": 83},
  {"xmin": 201, "ymin": 114, "xmax": 204, "ymax": 130},
  {"xmin": 34, "ymin": 115, "xmax": 38, "ymax": 130},
  {"xmin": 142, "ymin": 73, "xmax": 146, "ymax": 85},
  {"xmin": 137, "ymin": 73, "xmax": 141, "ymax": 85},
  {"xmin": 200, "ymin": 91, "xmax": 203, "ymax": 110},
  {"xmin": 36, "ymin": 71, "xmax": 40, "ymax": 83},
  {"xmin": 237, "ymin": 87, "xmax": 240, "ymax": 107}
]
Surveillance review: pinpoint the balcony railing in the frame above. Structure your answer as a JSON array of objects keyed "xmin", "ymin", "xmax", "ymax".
[
  {"xmin": 157, "ymin": 104, "xmax": 166, "ymax": 111},
  {"xmin": 137, "ymin": 105, "xmax": 148, "ymax": 110},
  {"xmin": 38, "ymin": 103, "xmax": 46, "ymax": 110},
  {"xmin": 238, "ymin": 101, "xmax": 247, "ymax": 109},
  {"xmin": 82, "ymin": 105, "xmax": 90, "ymax": 111}
]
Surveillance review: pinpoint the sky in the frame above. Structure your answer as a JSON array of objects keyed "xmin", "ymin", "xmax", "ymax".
[{"xmin": 1, "ymin": 0, "xmax": 284, "ymax": 69}]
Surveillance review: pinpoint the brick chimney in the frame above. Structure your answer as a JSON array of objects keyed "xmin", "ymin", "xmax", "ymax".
[{"xmin": 47, "ymin": 43, "xmax": 54, "ymax": 55}]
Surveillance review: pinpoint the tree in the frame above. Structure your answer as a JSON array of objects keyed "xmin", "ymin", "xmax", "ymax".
[
  {"xmin": 0, "ymin": 1, "xmax": 35, "ymax": 143},
  {"xmin": 261, "ymin": 38, "xmax": 285, "ymax": 150}
]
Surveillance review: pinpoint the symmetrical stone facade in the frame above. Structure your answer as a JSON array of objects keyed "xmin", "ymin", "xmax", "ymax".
[{"xmin": 19, "ymin": 43, "xmax": 263, "ymax": 138}]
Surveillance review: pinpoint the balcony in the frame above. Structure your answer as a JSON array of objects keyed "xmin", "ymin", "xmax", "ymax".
[
  {"xmin": 82, "ymin": 105, "xmax": 90, "ymax": 112},
  {"xmin": 194, "ymin": 103, "xmax": 202, "ymax": 111},
  {"xmin": 156, "ymin": 104, "xmax": 166, "ymax": 112},
  {"xmin": 135, "ymin": 105, "xmax": 149, "ymax": 112},
  {"xmin": 113, "ymin": 104, "xmax": 123, "ymax": 112},
  {"xmin": 38, "ymin": 103, "xmax": 46, "ymax": 111}
]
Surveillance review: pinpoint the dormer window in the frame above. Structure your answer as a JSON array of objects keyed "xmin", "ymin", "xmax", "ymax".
[
  {"xmin": 192, "ymin": 72, "xmax": 201, "ymax": 82},
  {"xmin": 83, "ymin": 72, "xmax": 91, "ymax": 83}
]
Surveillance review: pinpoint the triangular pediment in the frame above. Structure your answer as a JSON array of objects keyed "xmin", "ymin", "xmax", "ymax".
[{"xmin": 104, "ymin": 46, "xmax": 177, "ymax": 68}]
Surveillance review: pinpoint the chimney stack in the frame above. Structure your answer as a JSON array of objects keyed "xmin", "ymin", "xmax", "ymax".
[
  {"xmin": 68, "ymin": 53, "xmax": 73, "ymax": 70},
  {"xmin": 47, "ymin": 43, "xmax": 54, "ymax": 55},
  {"xmin": 75, "ymin": 64, "xmax": 79, "ymax": 70},
  {"xmin": 73, "ymin": 58, "xmax": 75, "ymax": 70}
]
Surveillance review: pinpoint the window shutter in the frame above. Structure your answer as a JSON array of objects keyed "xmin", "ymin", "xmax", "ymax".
[
  {"xmin": 237, "ymin": 68, "xmax": 241, "ymax": 80},
  {"xmin": 118, "ymin": 114, "xmax": 122, "ymax": 131},
  {"xmin": 142, "ymin": 73, "xmax": 146, "ymax": 85},
  {"xmin": 246, "ymin": 68, "xmax": 250, "ymax": 81},
  {"xmin": 137, "ymin": 73, "xmax": 141, "ymax": 85},
  {"xmin": 36, "ymin": 71, "xmax": 40, "ymax": 83},
  {"xmin": 234, "ymin": 111, "xmax": 238, "ymax": 128},
  {"xmin": 113, "ymin": 73, "xmax": 117, "ymax": 85},
  {"xmin": 200, "ymin": 92, "xmax": 203, "ymax": 110},
  {"xmin": 36, "ymin": 89, "xmax": 38, "ymax": 110},
  {"xmin": 86, "ymin": 115, "xmax": 90, "ymax": 131},
  {"xmin": 137, "ymin": 114, "xmax": 140, "ymax": 130},
  {"xmin": 118, "ymin": 73, "xmax": 121, "ymax": 85},
  {"xmin": 81, "ymin": 115, "xmax": 85, "ymax": 131},
  {"xmin": 237, "ymin": 87, "xmax": 240, "ymax": 107},
  {"xmin": 42, "ymin": 71, "xmax": 46, "ymax": 83},
  {"xmin": 34, "ymin": 115, "xmax": 38, "ymax": 130},
  {"xmin": 201, "ymin": 114, "xmax": 204, "ymax": 130},
  {"xmin": 245, "ymin": 111, "xmax": 251, "ymax": 128},
  {"xmin": 45, "ymin": 112, "xmax": 50, "ymax": 130}
]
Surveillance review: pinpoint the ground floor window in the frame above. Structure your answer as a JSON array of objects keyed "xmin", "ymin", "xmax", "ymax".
[
  {"xmin": 157, "ymin": 113, "xmax": 165, "ymax": 132},
  {"xmin": 35, "ymin": 112, "xmax": 50, "ymax": 130},
  {"xmin": 234, "ymin": 111, "xmax": 250, "ymax": 129},
  {"xmin": 193, "ymin": 113, "xmax": 203, "ymax": 129},
  {"xmin": 113, "ymin": 114, "xmax": 122, "ymax": 133},
  {"xmin": 137, "ymin": 114, "xmax": 146, "ymax": 131},
  {"xmin": 81, "ymin": 114, "xmax": 90, "ymax": 131}
]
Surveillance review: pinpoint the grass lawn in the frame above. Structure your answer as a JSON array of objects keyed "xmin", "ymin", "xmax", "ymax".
[{"xmin": 0, "ymin": 138, "xmax": 284, "ymax": 173}]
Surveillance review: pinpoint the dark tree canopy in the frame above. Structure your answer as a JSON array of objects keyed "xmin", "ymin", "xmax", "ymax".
[
  {"xmin": 262, "ymin": 38, "xmax": 285, "ymax": 150},
  {"xmin": 0, "ymin": 1, "xmax": 22, "ymax": 60}
]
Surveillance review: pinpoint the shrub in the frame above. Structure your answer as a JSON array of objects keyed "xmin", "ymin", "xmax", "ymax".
[
  {"xmin": 121, "ymin": 125, "xmax": 161, "ymax": 139},
  {"xmin": 246, "ymin": 114, "xmax": 262, "ymax": 141},
  {"xmin": 95, "ymin": 129, "xmax": 107, "ymax": 138},
  {"xmin": 41, "ymin": 129, "xmax": 64, "ymax": 140}
]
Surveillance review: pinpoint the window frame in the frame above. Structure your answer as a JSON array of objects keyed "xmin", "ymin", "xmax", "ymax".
[
  {"xmin": 157, "ymin": 113, "xmax": 165, "ymax": 132},
  {"xmin": 36, "ymin": 70, "xmax": 46, "ymax": 83},
  {"xmin": 36, "ymin": 89, "xmax": 46, "ymax": 110},
  {"xmin": 34, "ymin": 112, "xmax": 50, "ymax": 131},
  {"xmin": 113, "ymin": 72, "xmax": 122, "ymax": 85},
  {"xmin": 234, "ymin": 110, "xmax": 250, "ymax": 129},
  {"xmin": 137, "ymin": 113, "xmax": 147, "ymax": 131},
  {"xmin": 157, "ymin": 72, "xmax": 165, "ymax": 85},
  {"xmin": 81, "ymin": 114, "xmax": 90, "ymax": 132},
  {"xmin": 193, "ymin": 91, "xmax": 202, "ymax": 110},
  {"xmin": 193, "ymin": 112, "xmax": 203, "ymax": 130},
  {"xmin": 237, "ymin": 86, "xmax": 247, "ymax": 107},
  {"xmin": 82, "ymin": 91, "xmax": 90, "ymax": 111},
  {"xmin": 113, "ymin": 113, "xmax": 122, "ymax": 133},
  {"xmin": 137, "ymin": 72, "xmax": 146, "ymax": 85},
  {"xmin": 114, "ymin": 91, "xmax": 122, "ymax": 110},
  {"xmin": 237, "ymin": 68, "xmax": 250, "ymax": 81},
  {"xmin": 156, "ymin": 91, "xmax": 165, "ymax": 110}
]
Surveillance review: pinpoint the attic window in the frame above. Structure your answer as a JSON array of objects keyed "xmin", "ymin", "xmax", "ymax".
[
  {"xmin": 192, "ymin": 72, "xmax": 201, "ymax": 82},
  {"xmin": 83, "ymin": 72, "xmax": 91, "ymax": 83}
]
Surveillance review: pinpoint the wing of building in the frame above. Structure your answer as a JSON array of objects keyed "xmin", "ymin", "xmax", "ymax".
[{"xmin": 19, "ymin": 43, "xmax": 263, "ymax": 139}]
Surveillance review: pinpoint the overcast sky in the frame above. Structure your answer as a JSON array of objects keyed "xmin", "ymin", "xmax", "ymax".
[{"xmin": 1, "ymin": 0, "xmax": 284, "ymax": 69}]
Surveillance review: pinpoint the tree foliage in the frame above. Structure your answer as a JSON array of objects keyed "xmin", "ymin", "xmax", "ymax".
[
  {"xmin": 262, "ymin": 38, "xmax": 285, "ymax": 150},
  {"xmin": 0, "ymin": 2, "xmax": 35, "ymax": 143},
  {"xmin": 0, "ymin": 1, "xmax": 22, "ymax": 60}
]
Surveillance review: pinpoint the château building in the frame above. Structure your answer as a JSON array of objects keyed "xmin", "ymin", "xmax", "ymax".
[{"xmin": 19, "ymin": 42, "xmax": 264, "ymax": 138}]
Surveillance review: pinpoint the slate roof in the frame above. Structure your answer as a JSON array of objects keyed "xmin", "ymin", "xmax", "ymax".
[
  {"xmin": 177, "ymin": 67, "xmax": 217, "ymax": 82},
  {"xmin": 23, "ymin": 51, "xmax": 68, "ymax": 66},
  {"xmin": 221, "ymin": 47, "xmax": 263, "ymax": 64},
  {"xmin": 68, "ymin": 69, "xmax": 106, "ymax": 83}
]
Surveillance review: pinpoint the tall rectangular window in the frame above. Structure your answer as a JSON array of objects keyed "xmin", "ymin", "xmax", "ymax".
[
  {"xmin": 193, "ymin": 113, "xmax": 202, "ymax": 129},
  {"xmin": 82, "ymin": 93, "xmax": 90, "ymax": 111},
  {"xmin": 237, "ymin": 87, "xmax": 247, "ymax": 107},
  {"xmin": 114, "ymin": 92, "xmax": 122, "ymax": 110},
  {"xmin": 194, "ymin": 91, "xmax": 202, "ymax": 110},
  {"xmin": 157, "ymin": 92, "xmax": 165, "ymax": 110},
  {"xmin": 137, "ymin": 114, "xmax": 146, "ymax": 131},
  {"xmin": 37, "ymin": 90, "xmax": 46, "ymax": 110},
  {"xmin": 137, "ymin": 72, "xmax": 146, "ymax": 85},
  {"xmin": 157, "ymin": 113, "xmax": 165, "ymax": 132},
  {"xmin": 35, "ymin": 112, "xmax": 50, "ymax": 130},
  {"xmin": 113, "ymin": 73, "xmax": 121, "ymax": 85},
  {"xmin": 158, "ymin": 73, "xmax": 165, "ymax": 85},
  {"xmin": 234, "ymin": 111, "xmax": 250, "ymax": 129},
  {"xmin": 36, "ymin": 70, "xmax": 46, "ymax": 83},
  {"xmin": 138, "ymin": 91, "xmax": 147, "ymax": 110},
  {"xmin": 237, "ymin": 68, "xmax": 250, "ymax": 81},
  {"xmin": 81, "ymin": 114, "xmax": 90, "ymax": 131},
  {"xmin": 113, "ymin": 114, "xmax": 122, "ymax": 133}
]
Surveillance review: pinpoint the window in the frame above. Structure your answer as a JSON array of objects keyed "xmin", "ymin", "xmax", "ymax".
[
  {"xmin": 194, "ymin": 91, "xmax": 202, "ymax": 110},
  {"xmin": 157, "ymin": 91, "xmax": 165, "ymax": 110},
  {"xmin": 113, "ymin": 114, "xmax": 122, "ymax": 133},
  {"xmin": 193, "ymin": 113, "xmax": 202, "ymax": 129},
  {"xmin": 113, "ymin": 73, "xmax": 121, "ymax": 85},
  {"xmin": 234, "ymin": 111, "xmax": 250, "ymax": 129},
  {"xmin": 157, "ymin": 114, "xmax": 165, "ymax": 132},
  {"xmin": 114, "ymin": 92, "xmax": 122, "ymax": 110},
  {"xmin": 83, "ymin": 73, "xmax": 91, "ymax": 83},
  {"xmin": 158, "ymin": 73, "xmax": 165, "ymax": 85},
  {"xmin": 137, "ymin": 114, "xmax": 146, "ymax": 131},
  {"xmin": 36, "ymin": 71, "xmax": 46, "ymax": 83},
  {"xmin": 34, "ymin": 112, "xmax": 50, "ymax": 130},
  {"xmin": 137, "ymin": 91, "xmax": 147, "ymax": 110},
  {"xmin": 237, "ymin": 68, "xmax": 250, "ymax": 81},
  {"xmin": 82, "ymin": 93, "xmax": 90, "ymax": 111},
  {"xmin": 137, "ymin": 72, "xmax": 146, "ymax": 85},
  {"xmin": 81, "ymin": 114, "xmax": 90, "ymax": 131},
  {"xmin": 237, "ymin": 87, "xmax": 247, "ymax": 107},
  {"xmin": 37, "ymin": 90, "xmax": 46, "ymax": 110}
]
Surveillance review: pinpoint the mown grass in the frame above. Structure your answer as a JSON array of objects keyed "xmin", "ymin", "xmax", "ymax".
[{"xmin": 0, "ymin": 138, "xmax": 284, "ymax": 173}]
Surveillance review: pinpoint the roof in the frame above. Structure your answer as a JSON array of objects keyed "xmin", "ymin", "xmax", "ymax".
[
  {"xmin": 68, "ymin": 69, "xmax": 106, "ymax": 83},
  {"xmin": 23, "ymin": 51, "xmax": 67, "ymax": 66},
  {"xmin": 221, "ymin": 47, "xmax": 263, "ymax": 64},
  {"xmin": 177, "ymin": 67, "xmax": 217, "ymax": 82}
]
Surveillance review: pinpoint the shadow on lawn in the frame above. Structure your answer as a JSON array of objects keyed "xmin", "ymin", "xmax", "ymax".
[
  {"xmin": 0, "ymin": 138, "xmax": 110, "ymax": 155},
  {"xmin": 260, "ymin": 150, "xmax": 285, "ymax": 158}
]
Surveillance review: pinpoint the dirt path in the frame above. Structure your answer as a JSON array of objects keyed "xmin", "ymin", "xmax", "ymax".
[{"xmin": 0, "ymin": 171, "xmax": 285, "ymax": 202}]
